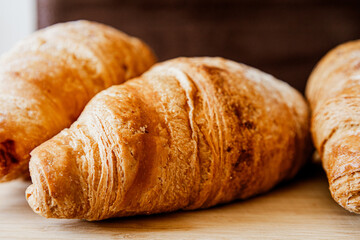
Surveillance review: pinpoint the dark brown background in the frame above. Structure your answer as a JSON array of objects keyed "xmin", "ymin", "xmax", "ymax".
[{"xmin": 37, "ymin": 0, "xmax": 360, "ymax": 92}]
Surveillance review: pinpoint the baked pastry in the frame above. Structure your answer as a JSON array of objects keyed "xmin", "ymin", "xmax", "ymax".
[
  {"xmin": 306, "ymin": 40, "xmax": 360, "ymax": 213},
  {"xmin": 26, "ymin": 57, "xmax": 310, "ymax": 220},
  {"xmin": 0, "ymin": 20, "xmax": 156, "ymax": 182}
]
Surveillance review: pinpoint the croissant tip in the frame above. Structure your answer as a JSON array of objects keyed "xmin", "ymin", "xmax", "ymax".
[
  {"xmin": 331, "ymin": 171, "xmax": 360, "ymax": 214},
  {"xmin": 26, "ymin": 158, "xmax": 50, "ymax": 218},
  {"xmin": 337, "ymin": 194, "xmax": 360, "ymax": 214},
  {"xmin": 25, "ymin": 185, "xmax": 40, "ymax": 213},
  {"xmin": 26, "ymin": 183, "xmax": 55, "ymax": 219}
]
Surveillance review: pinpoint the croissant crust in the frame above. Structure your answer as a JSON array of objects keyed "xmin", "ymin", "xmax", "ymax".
[
  {"xmin": 306, "ymin": 40, "xmax": 360, "ymax": 213},
  {"xmin": 0, "ymin": 20, "xmax": 156, "ymax": 181},
  {"xmin": 26, "ymin": 57, "xmax": 310, "ymax": 220}
]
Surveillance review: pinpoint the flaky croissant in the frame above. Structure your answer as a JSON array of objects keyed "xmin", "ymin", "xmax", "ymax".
[
  {"xmin": 306, "ymin": 40, "xmax": 360, "ymax": 213},
  {"xmin": 0, "ymin": 20, "xmax": 156, "ymax": 182},
  {"xmin": 26, "ymin": 57, "xmax": 310, "ymax": 220}
]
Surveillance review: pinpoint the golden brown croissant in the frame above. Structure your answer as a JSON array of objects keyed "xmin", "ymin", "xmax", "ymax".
[
  {"xmin": 0, "ymin": 20, "xmax": 156, "ymax": 182},
  {"xmin": 306, "ymin": 40, "xmax": 360, "ymax": 213},
  {"xmin": 26, "ymin": 57, "xmax": 310, "ymax": 220}
]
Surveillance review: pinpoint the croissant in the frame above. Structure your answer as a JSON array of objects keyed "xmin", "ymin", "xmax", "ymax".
[
  {"xmin": 26, "ymin": 57, "xmax": 310, "ymax": 220},
  {"xmin": 0, "ymin": 20, "xmax": 156, "ymax": 182},
  {"xmin": 306, "ymin": 40, "xmax": 360, "ymax": 213}
]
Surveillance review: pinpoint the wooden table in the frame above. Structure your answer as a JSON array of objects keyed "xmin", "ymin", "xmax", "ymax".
[{"xmin": 0, "ymin": 164, "xmax": 359, "ymax": 239}]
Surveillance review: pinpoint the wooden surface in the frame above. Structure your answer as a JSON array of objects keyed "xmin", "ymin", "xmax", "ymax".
[{"xmin": 0, "ymin": 164, "xmax": 359, "ymax": 239}]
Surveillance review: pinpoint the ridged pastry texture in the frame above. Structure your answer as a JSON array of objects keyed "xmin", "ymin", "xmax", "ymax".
[
  {"xmin": 26, "ymin": 57, "xmax": 310, "ymax": 220},
  {"xmin": 0, "ymin": 20, "xmax": 156, "ymax": 182},
  {"xmin": 306, "ymin": 40, "xmax": 360, "ymax": 213}
]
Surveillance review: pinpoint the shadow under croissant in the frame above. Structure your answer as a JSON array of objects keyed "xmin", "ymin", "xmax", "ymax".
[
  {"xmin": 77, "ymin": 164, "xmax": 340, "ymax": 221},
  {"xmin": 55, "ymin": 164, "xmax": 348, "ymax": 237},
  {"xmin": 1, "ymin": 162, "xmax": 357, "ymax": 238}
]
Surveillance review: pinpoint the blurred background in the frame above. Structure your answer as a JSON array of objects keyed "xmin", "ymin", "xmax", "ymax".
[
  {"xmin": 1, "ymin": 0, "xmax": 360, "ymax": 92},
  {"xmin": 0, "ymin": 0, "xmax": 36, "ymax": 55}
]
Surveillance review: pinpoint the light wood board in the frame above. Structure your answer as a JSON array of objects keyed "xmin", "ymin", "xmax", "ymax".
[{"xmin": 0, "ymin": 164, "xmax": 359, "ymax": 239}]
